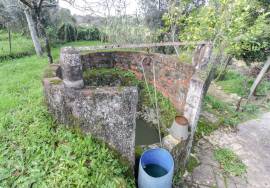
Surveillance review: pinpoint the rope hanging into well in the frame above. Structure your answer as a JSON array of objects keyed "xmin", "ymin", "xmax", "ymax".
[
  {"xmin": 139, "ymin": 57, "xmax": 154, "ymax": 107},
  {"xmin": 152, "ymin": 57, "xmax": 162, "ymax": 147},
  {"xmin": 139, "ymin": 56, "xmax": 162, "ymax": 147}
]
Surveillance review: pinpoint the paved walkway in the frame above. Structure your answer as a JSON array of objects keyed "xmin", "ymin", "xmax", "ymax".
[{"xmin": 184, "ymin": 112, "xmax": 270, "ymax": 188}]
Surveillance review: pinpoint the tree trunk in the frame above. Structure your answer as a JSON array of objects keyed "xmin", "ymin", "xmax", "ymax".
[
  {"xmin": 203, "ymin": 54, "xmax": 221, "ymax": 96},
  {"xmin": 44, "ymin": 36, "xmax": 53, "ymax": 64},
  {"xmin": 24, "ymin": 9, "xmax": 43, "ymax": 56},
  {"xmin": 248, "ymin": 57, "xmax": 270, "ymax": 100},
  {"xmin": 215, "ymin": 55, "xmax": 232, "ymax": 81},
  {"xmin": 37, "ymin": 17, "xmax": 53, "ymax": 64}
]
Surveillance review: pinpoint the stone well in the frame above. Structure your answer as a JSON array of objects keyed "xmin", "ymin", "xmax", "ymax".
[{"xmin": 43, "ymin": 44, "xmax": 212, "ymax": 170}]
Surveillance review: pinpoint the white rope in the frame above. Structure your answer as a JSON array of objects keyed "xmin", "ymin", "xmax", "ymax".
[{"xmin": 139, "ymin": 57, "xmax": 154, "ymax": 105}]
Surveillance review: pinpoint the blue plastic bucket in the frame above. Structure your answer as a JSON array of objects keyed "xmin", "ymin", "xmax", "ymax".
[{"xmin": 138, "ymin": 148, "xmax": 174, "ymax": 188}]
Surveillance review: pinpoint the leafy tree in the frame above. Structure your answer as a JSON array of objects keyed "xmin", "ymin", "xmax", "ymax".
[
  {"xmin": 170, "ymin": 0, "xmax": 270, "ymax": 63},
  {"xmin": 164, "ymin": 0, "xmax": 270, "ymax": 99},
  {"xmin": 139, "ymin": 0, "xmax": 168, "ymax": 29},
  {"xmin": 0, "ymin": 0, "xmax": 27, "ymax": 31}
]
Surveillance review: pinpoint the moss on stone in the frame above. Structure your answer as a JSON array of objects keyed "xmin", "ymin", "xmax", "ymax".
[
  {"xmin": 44, "ymin": 67, "xmax": 55, "ymax": 78},
  {"xmin": 135, "ymin": 146, "xmax": 144, "ymax": 158},
  {"xmin": 83, "ymin": 68, "xmax": 139, "ymax": 87},
  {"xmin": 50, "ymin": 79, "xmax": 63, "ymax": 85}
]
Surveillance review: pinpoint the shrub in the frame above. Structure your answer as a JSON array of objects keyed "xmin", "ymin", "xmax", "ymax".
[
  {"xmin": 57, "ymin": 23, "xmax": 77, "ymax": 42},
  {"xmin": 77, "ymin": 27, "xmax": 101, "ymax": 41}
]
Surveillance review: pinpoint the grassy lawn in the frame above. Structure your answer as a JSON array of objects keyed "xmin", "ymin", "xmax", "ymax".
[
  {"xmin": 0, "ymin": 41, "xmax": 135, "ymax": 187},
  {"xmin": 0, "ymin": 30, "xmax": 35, "ymax": 60}
]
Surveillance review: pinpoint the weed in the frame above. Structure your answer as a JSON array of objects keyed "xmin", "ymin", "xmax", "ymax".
[
  {"xmin": 204, "ymin": 95, "xmax": 226, "ymax": 112},
  {"xmin": 196, "ymin": 118, "xmax": 219, "ymax": 140},
  {"xmin": 203, "ymin": 95, "xmax": 258, "ymax": 127},
  {"xmin": 139, "ymin": 81, "xmax": 177, "ymax": 132},
  {"xmin": 186, "ymin": 154, "xmax": 200, "ymax": 173},
  {"xmin": 214, "ymin": 148, "xmax": 246, "ymax": 176}
]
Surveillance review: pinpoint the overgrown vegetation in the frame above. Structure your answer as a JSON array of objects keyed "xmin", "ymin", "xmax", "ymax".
[
  {"xmin": 141, "ymin": 83, "xmax": 177, "ymax": 132},
  {"xmin": 1, "ymin": 0, "xmax": 270, "ymax": 185},
  {"xmin": 164, "ymin": 0, "xmax": 270, "ymax": 63},
  {"xmin": 214, "ymin": 148, "xmax": 247, "ymax": 176},
  {"xmin": 83, "ymin": 67, "xmax": 177, "ymax": 133},
  {"xmin": 77, "ymin": 27, "xmax": 103, "ymax": 41},
  {"xmin": 0, "ymin": 42, "xmax": 135, "ymax": 187},
  {"xmin": 83, "ymin": 68, "xmax": 139, "ymax": 87},
  {"xmin": 203, "ymin": 94, "xmax": 259, "ymax": 127},
  {"xmin": 216, "ymin": 70, "xmax": 270, "ymax": 97}
]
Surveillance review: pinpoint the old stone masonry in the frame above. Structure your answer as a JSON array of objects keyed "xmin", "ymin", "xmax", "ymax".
[{"xmin": 43, "ymin": 43, "xmax": 213, "ymax": 171}]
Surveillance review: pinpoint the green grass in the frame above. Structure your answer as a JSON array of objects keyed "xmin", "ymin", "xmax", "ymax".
[
  {"xmin": 0, "ymin": 29, "xmax": 103, "ymax": 62},
  {"xmin": 195, "ymin": 118, "xmax": 220, "ymax": 140},
  {"xmin": 0, "ymin": 30, "xmax": 35, "ymax": 60},
  {"xmin": 216, "ymin": 70, "xmax": 270, "ymax": 97},
  {"xmin": 186, "ymin": 155, "xmax": 200, "ymax": 173},
  {"xmin": 0, "ymin": 41, "xmax": 135, "ymax": 187},
  {"xmin": 214, "ymin": 148, "xmax": 246, "ymax": 176},
  {"xmin": 202, "ymin": 95, "xmax": 259, "ymax": 127},
  {"xmin": 198, "ymin": 69, "xmax": 270, "ymax": 132}
]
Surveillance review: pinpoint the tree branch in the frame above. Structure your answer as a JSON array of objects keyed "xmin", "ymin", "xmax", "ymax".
[
  {"xmin": 38, "ymin": 0, "xmax": 44, "ymax": 9},
  {"xmin": 19, "ymin": 0, "xmax": 33, "ymax": 9}
]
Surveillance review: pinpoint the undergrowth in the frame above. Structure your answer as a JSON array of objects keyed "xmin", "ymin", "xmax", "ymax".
[{"xmin": 141, "ymin": 83, "xmax": 177, "ymax": 131}]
